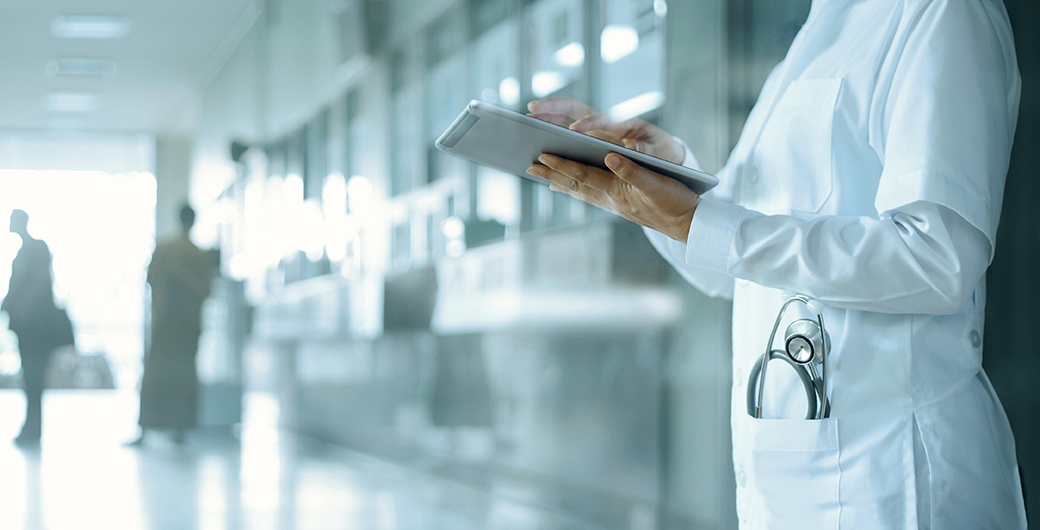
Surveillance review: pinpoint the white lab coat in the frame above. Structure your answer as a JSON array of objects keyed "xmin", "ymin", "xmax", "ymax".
[{"xmin": 645, "ymin": 0, "xmax": 1027, "ymax": 528}]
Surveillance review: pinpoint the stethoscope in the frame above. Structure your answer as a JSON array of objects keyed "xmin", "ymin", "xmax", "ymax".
[{"xmin": 746, "ymin": 294, "xmax": 831, "ymax": 420}]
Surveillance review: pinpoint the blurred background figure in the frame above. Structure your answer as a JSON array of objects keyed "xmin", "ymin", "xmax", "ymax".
[
  {"xmin": 2, "ymin": 209, "xmax": 72, "ymax": 447},
  {"xmin": 128, "ymin": 204, "xmax": 212, "ymax": 446}
]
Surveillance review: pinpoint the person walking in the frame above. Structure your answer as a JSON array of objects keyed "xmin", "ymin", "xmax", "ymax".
[
  {"xmin": 2, "ymin": 209, "xmax": 71, "ymax": 446},
  {"xmin": 128, "ymin": 204, "xmax": 213, "ymax": 446}
]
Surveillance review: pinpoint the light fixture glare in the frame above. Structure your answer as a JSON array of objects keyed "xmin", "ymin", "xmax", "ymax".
[{"xmin": 51, "ymin": 15, "xmax": 131, "ymax": 39}]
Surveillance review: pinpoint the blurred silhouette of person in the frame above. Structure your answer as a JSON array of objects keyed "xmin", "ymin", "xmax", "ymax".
[
  {"xmin": 128, "ymin": 204, "xmax": 212, "ymax": 446},
  {"xmin": 2, "ymin": 209, "xmax": 67, "ymax": 446}
]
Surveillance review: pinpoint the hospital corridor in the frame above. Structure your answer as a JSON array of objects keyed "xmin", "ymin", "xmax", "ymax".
[{"xmin": 0, "ymin": 0, "xmax": 1038, "ymax": 528}]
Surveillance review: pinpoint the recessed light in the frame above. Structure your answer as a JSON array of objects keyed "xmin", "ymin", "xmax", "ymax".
[
  {"xmin": 42, "ymin": 92, "xmax": 101, "ymax": 113},
  {"xmin": 45, "ymin": 58, "xmax": 117, "ymax": 77},
  {"xmin": 51, "ymin": 15, "xmax": 131, "ymax": 39}
]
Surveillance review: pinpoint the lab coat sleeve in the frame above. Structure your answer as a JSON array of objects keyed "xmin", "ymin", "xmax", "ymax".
[
  {"xmin": 871, "ymin": 0, "xmax": 1020, "ymax": 254},
  {"xmin": 684, "ymin": 199, "xmax": 992, "ymax": 315},
  {"xmin": 644, "ymin": 138, "xmax": 736, "ymax": 300}
]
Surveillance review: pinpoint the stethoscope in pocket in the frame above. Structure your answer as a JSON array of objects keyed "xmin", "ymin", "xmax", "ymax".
[{"xmin": 747, "ymin": 294, "xmax": 831, "ymax": 420}]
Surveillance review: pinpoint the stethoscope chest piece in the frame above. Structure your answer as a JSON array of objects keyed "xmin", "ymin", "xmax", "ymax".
[{"xmin": 784, "ymin": 319, "xmax": 824, "ymax": 364}]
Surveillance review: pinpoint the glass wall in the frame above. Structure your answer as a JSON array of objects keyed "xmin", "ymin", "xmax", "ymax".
[
  {"xmin": 598, "ymin": 0, "xmax": 666, "ymax": 121},
  {"xmin": 223, "ymin": 0, "xmax": 669, "ymax": 291}
]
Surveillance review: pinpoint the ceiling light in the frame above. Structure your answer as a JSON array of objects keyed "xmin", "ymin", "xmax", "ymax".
[
  {"xmin": 45, "ymin": 58, "xmax": 117, "ymax": 77},
  {"xmin": 42, "ymin": 92, "xmax": 101, "ymax": 113},
  {"xmin": 51, "ymin": 15, "xmax": 131, "ymax": 39}
]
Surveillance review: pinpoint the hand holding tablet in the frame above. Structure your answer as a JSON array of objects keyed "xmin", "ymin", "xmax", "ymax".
[{"xmin": 435, "ymin": 99, "xmax": 718, "ymax": 195}]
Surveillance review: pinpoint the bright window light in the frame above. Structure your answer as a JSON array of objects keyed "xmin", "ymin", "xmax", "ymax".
[
  {"xmin": 323, "ymin": 173, "xmax": 349, "ymax": 263},
  {"xmin": 608, "ymin": 91, "xmax": 664, "ymax": 122},
  {"xmin": 322, "ymin": 172, "xmax": 347, "ymax": 215},
  {"xmin": 0, "ymin": 169, "xmax": 155, "ymax": 390},
  {"xmin": 601, "ymin": 25, "xmax": 640, "ymax": 64},
  {"xmin": 554, "ymin": 42, "xmax": 585, "ymax": 68},
  {"xmin": 51, "ymin": 15, "xmax": 131, "ymax": 39},
  {"xmin": 300, "ymin": 199, "xmax": 324, "ymax": 261},
  {"xmin": 532, "ymin": 71, "xmax": 566, "ymax": 98},
  {"xmin": 498, "ymin": 77, "xmax": 520, "ymax": 106},
  {"xmin": 281, "ymin": 173, "xmax": 304, "ymax": 259},
  {"xmin": 283, "ymin": 173, "xmax": 304, "ymax": 207},
  {"xmin": 347, "ymin": 176, "xmax": 373, "ymax": 215}
]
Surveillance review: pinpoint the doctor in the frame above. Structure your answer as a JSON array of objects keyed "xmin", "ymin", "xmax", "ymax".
[{"xmin": 526, "ymin": 0, "xmax": 1026, "ymax": 528}]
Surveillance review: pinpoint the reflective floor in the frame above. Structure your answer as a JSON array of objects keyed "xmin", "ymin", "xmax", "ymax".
[{"xmin": 0, "ymin": 389, "xmax": 609, "ymax": 530}]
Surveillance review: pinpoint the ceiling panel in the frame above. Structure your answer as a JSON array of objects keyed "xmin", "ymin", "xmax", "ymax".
[{"xmin": 0, "ymin": 0, "xmax": 257, "ymax": 135}]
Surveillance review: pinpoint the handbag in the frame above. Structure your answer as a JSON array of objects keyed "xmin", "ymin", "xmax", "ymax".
[{"xmin": 51, "ymin": 305, "xmax": 75, "ymax": 349}]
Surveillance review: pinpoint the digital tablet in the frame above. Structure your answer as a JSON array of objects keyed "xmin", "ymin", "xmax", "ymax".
[{"xmin": 435, "ymin": 100, "xmax": 718, "ymax": 195}]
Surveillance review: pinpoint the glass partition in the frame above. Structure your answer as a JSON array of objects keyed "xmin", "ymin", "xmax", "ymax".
[
  {"xmin": 526, "ymin": 0, "xmax": 586, "ymax": 100},
  {"xmin": 598, "ymin": 0, "xmax": 665, "ymax": 121},
  {"xmin": 390, "ymin": 45, "xmax": 425, "ymax": 196},
  {"xmin": 470, "ymin": 18, "xmax": 523, "ymax": 238}
]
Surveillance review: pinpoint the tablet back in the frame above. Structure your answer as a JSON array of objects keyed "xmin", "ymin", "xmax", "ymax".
[{"xmin": 436, "ymin": 100, "xmax": 717, "ymax": 195}]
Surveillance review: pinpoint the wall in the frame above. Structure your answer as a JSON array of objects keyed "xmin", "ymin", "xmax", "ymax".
[
  {"xmin": 154, "ymin": 135, "xmax": 193, "ymax": 242},
  {"xmin": 983, "ymin": 0, "xmax": 1040, "ymax": 519}
]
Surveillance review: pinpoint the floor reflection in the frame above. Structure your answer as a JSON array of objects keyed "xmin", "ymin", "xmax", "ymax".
[{"xmin": 0, "ymin": 390, "xmax": 607, "ymax": 530}]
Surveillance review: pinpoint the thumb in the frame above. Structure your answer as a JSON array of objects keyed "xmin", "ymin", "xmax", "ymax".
[{"xmin": 605, "ymin": 153, "xmax": 652, "ymax": 189}]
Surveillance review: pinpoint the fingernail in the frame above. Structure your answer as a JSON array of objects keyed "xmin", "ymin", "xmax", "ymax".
[
  {"xmin": 549, "ymin": 183, "xmax": 560, "ymax": 192},
  {"xmin": 606, "ymin": 154, "xmax": 621, "ymax": 169},
  {"xmin": 538, "ymin": 154, "xmax": 551, "ymax": 165},
  {"xmin": 526, "ymin": 167, "xmax": 537, "ymax": 176}
]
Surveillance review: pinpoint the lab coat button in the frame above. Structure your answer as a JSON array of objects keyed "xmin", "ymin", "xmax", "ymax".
[
  {"xmin": 736, "ymin": 469, "xmax": 747, "ymax": 488},
  {"xmin": 969, "ymin": 330, "xmax": 981, "ymax": 348},
  {"xmin": 735, "ymin": 368, "xmax": 744, "ymax": 387}
]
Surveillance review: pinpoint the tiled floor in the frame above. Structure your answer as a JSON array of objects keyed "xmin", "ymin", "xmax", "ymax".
[{"xmin": 0, "ymin": 389, "xmax": 608, "ymax": 530}]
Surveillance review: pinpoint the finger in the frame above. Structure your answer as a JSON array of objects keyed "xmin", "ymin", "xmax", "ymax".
[
  {"xmin": 572, "ymin": 117, "xmax": 646, "ymax": 153},
  {"xmin": 570, "ymin": 114, "xmax": 617, "ymax": 133},
  {"xmin": 528, "ymin": 97, "xmax": 599, "ymax": 122},
  {"xmin": 528, "ymin": 163, "xmax": 611, "ymax": 205},
  {"xmin": 584, "ymin": 129, "xmax": 626, "ymax": 146},
  {"xmin": 538, "ymin": 154, "xmax": 617, "ymax": 192},
  {"xmin": 526, "ymin": 163, "xmax": 553, "ymax": 184},
  {"xmin": 605, "ymin": 153, "xmax": 667, "ymax": 192}
]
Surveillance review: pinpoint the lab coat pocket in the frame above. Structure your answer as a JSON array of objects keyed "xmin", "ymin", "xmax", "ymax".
[
  {"xmin": 749, "ymin": 78, "xmax": 842, "ymax": 215},
  {"xmin": 746, "ymin": 416, "xmax": 841, "ymax": 529}
]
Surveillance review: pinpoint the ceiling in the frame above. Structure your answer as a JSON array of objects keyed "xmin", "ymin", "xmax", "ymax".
[{"xmin": 0, "ymin": 0, "xmax": 257, "ymax": 136}]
